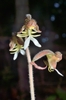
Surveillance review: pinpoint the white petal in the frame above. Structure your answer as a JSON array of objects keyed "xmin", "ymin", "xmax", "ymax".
[
  {"xmin": 55, "ymin": 69, "xmax": 63, "ymax": 77},
  {"xmin": 24, "ymin": 37, "xmax": 30, "ymax": 50},
  {"xmin": 31, "ymin": 37, "xmax": 41, "ymax": 47},
  {"xmin": 20, "ymin": 49, "xmax": 25, "ymax": 55},
  {"xmin": 13, "ymin": 52, "xmax": 18, "ymax": 60}
]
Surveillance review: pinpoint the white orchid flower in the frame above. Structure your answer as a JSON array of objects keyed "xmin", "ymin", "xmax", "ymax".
[
  {"xmin": 9, "ymin": 47, "xmax": 25, "ymax": 61},
  {"xmin": 24, "ymin": 29, "xmax": 41, "ymax": 50},
  {"xmin": 17, "ymin": 14, "xmax": 41, "ymax": 50},
  {"xmin": 12, "ymin": 48, "xmax": 25, "ymax": 60},
  {"xmin": 9, "ymin": 36, "xmax": 25, "ymax": 60}
]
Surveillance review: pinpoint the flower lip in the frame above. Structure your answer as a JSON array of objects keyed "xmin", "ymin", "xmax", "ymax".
[{"xmin": 30, "ymin": 61, "xmax": 47, "ymax": 70}]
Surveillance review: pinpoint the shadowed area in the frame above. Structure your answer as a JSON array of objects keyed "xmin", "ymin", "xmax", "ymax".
[{"xmin": 0, "ymin": 0, "xmax": 66, "ymax": 100}]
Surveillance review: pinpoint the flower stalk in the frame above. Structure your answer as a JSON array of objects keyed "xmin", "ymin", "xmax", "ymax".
[{"xmin": 25, "ymin": 37, "xmax": 35, "ymax": 100}]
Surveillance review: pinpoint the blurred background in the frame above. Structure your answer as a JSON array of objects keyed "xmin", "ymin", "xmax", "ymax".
[{"xmin": 0, "ymin": 0, "xmax": 66, "ymax": 100}]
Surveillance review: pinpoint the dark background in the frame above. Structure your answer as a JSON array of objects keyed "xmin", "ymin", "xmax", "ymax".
[{"xmin": 0, "ymin": 0, "xmax": 66, "ymax": 100}]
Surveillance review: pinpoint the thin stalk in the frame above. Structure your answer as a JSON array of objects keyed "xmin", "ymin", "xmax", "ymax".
[{"xmin": 26, "ymin": 45, "xmax": 35, "ymax": 100}]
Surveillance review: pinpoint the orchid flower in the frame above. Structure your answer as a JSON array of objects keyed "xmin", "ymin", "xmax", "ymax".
[
  {"xmin": 30, "ymin": 49, "xmax": 63, "ymax": 76},
  {"xmin": 17, "ymin": 14, "xmax": 41, "ymax": 50},
  {"xmin": 9, "ymin": 36, "xmax": 25, "ymax": 60}
]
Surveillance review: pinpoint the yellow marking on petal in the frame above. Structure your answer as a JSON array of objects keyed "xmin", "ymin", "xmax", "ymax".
[
  {"xmin": 31, "ymin": 31, "xmax": 37, "ymax": 34},
  {"xmin": 48, "ymin": 67, "xmax": 54, "ymax": 72},
  {"xmin": 32, "ymin": 34, "xmax": 41, "ymax": 37},
  {"xmin": 17, "ymin": 32, "xmax": 28, "ymax": 37},
  {"xmin": 9, "ymin": 36, "xmax": 24, "ymax": 54},
  {"xmin": 10, "ymin": 52, "xmax": 16, "ymax": 54}
]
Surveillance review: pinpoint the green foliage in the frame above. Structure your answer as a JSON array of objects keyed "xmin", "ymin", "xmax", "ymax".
[
  {"xmin": 56, "ymin": 88, "xmax": 66, "ymax": 100},
  {"xmin": 2, "ymin": 66, "xmax": 13, "ymax": 82},
  {"xmin": 0, "ymin": 66, "xmax": 18, "ymax": 87},
  {"xmin": 46, "ymin": 96, "xmax": 56, "ymax": 100},
  {"xmin": 46, "ymin": 88, "xmax": 66, "ymax": 100}
]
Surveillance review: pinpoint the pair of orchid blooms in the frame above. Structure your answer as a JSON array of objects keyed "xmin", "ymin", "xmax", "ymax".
[{"xmin": 9, "ymin": 14, "xmax": 63, "ymax": 77}]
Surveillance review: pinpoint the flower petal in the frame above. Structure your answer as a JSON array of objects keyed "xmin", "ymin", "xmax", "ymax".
[
  {"xmin": 20, "ymin": 49, "xmax": 25, "ymax": 55},
  {"xmin": 31, "ymin": 37, "xmax": 41, "ymax": 47},
  {"xmin": 13, "ymin": 52, "xmax": 18, "ymax": 60},
  {"xmin": 55, "ymin": 69, "xmax": 63, "ymax": 77},
  {"xmin": 17, "ymin": 33, "xmax": 28, "ymax": 37},
  {"xmin": 32, "ymin": 34, "xmax": 41, "ymax": 37},
  {"xmin": 24, "ymin": 37, "xmax": 31, "ymax": 50},
  {"xmin": 10, "ymin": 47, "xmax": 18, "ymax": 52},
  {"xmin": 32, "ymin": 50, "xmax": 54, "ymax": 62},
  {"xmin": 10, "ymin": 51, "xmax": 16, "ymax": 54},
  {"xmin": 30, "ymin": 62, "xmax": 47, "ymax": 70}
]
